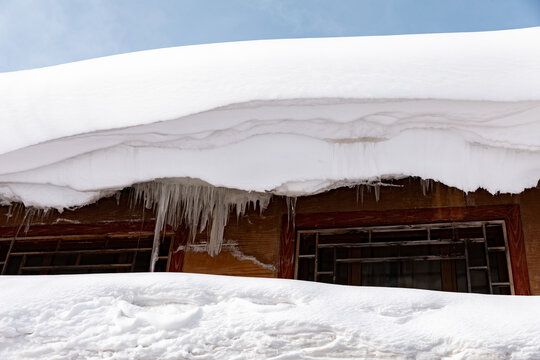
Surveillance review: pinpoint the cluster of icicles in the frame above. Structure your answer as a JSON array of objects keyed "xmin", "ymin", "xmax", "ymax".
[{"xmin": 132, "ymin": 179, "xmax": 272, "ymax": 271}]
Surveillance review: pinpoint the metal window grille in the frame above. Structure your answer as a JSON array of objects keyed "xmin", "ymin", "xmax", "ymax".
[
  {"xmin": 294, "ymin": 220, "xmax": 514, "ymax": 295},
  {"xmin": 0, "ymin": 231, "xmax": 174, "ymax": 275}
]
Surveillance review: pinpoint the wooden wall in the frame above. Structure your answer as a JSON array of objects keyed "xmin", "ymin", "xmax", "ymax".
[
  {"xmin": 1, "ymin": 179, "xmax": 540, "ymax": 294},
  {"xmin": 178, "ymin": 179, "xmax": 540, "ymax": 294}
]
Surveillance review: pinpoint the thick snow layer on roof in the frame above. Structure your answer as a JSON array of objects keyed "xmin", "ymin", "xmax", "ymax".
[
  {"xmin": 1, "ymin": 27, "xmax": 540, "ymax": 209},
  {"xmin": 0, "ymin": 273, "xmax": 539, "ymax": 359}
]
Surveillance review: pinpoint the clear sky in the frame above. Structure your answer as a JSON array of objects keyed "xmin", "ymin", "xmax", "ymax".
[{"xmin": 1, "ymin": 0, "xmax": 539, "ymax": 73}]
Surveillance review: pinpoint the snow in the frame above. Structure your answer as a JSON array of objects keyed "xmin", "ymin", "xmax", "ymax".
[
  {"xmin": 0, "ymin": 27, "xmax": 540, "ymax": 211},
  {"xmin": 2, "ymin": 27, "xmax": 539, "ymax": 359},
  {"xmin": 0, "ymin": 273, "xmax": 539, "ymax": 359}
]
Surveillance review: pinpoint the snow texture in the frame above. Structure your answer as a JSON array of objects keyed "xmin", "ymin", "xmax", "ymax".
[
  {"xmin": 0, "ymin": 27, "xmax": 540, "ymax": 211},
  {"xmin": 0, "ymin": 273, "xmax": 539, "ymax": 359}
]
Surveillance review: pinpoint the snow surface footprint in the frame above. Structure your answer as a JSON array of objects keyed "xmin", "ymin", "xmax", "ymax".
[{"xmin": 116, "ymin": 300, "xmax": 203, "ymax": 331}]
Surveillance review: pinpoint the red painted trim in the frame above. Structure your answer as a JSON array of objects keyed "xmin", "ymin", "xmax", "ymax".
[
  {"xmin": 505, "ymin": 206, "xmax": 530, "ymax": 295},
  {"xmin": 279, "ymin": 205, "xmax": 530, "ymax": 295},
  {"xmin": 0, "ymin": 222, "xmax": 158, "ymax": 237},
  {"xmin": 279, "ymin": 215, "xmax": 296, "ymax": 281}
]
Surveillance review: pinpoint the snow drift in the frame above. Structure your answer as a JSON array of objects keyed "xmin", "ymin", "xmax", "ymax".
[{"xmin": 0, "ymin": 273, "xmax": 539, "ymax": 359}]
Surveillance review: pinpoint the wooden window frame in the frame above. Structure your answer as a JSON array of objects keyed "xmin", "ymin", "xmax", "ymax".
[
  {"xmin": 279, "ymin": 205, "xmax": 531, "ymax": 295},
  {"xmin": 0, "ymin": 221, "xmax": 175, "ymax": 274}
]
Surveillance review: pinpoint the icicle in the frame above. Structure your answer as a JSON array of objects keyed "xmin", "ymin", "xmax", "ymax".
[
  {"xmin": 285, "ymin": 196, "xmax": 297, "ymax": 229},
  {"xmin": 9, "ymin": 203, "xmax": 24, "ymax": 225},
  {"xmin": 132, "ymin": 179, "xmax": 271, "ymax": 271},
  {"xmin": 421, "ymin": 178, "xmax": 433, "ymax": 196},
  {"xmin": 4, "ymin": 204, "xmax": 51, "ymax": 233},
  {"xmin": 5, "ymin": 205, "xmax": 13, "ymax": 220},
  {"xmin": 374, "ymin": 184, "xmax": 380, "ymax": 202},
  {"xmin": 22, "ymin": 208, "xmax": 37, "ymax": 233}
]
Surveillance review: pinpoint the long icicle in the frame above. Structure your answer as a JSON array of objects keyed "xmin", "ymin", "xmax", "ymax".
[{"xmin": 132, "ymin": 179, "xmax": 272, "ymax": 271}]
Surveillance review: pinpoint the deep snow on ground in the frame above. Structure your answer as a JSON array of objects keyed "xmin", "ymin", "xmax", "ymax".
[
  {"xmin": 0, "ymin": 273, "xmax": 539, "ymax": 359},
  {"xmin": 1, "ymin": 27, "xmax": 540, "ymax": 209}
]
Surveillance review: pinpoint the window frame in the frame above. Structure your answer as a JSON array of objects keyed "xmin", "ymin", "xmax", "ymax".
[
  {"xmin": 280, "ymin": 205, "xmax": 530, "ymax": 295},
  {"xmin": 294, "ymin": 220, "xmax": 514, "ymax": 294},
  {"xmin": 0, "ymin": 221, "xmax": 175, "ymax": 275}
]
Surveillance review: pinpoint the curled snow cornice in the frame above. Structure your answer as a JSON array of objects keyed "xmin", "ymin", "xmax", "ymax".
[{"xmin": 1, "ymin": 28, "xmax": 540, "ymax": 209}]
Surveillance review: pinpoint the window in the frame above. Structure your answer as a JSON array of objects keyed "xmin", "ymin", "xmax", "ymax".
[
  {"xmin": 0, "ymin": 231, "xmax": 174, "ymax": 275},
  {"xmin": 294, "ymin": 221, "xmax": 514, "ymax": 294}
]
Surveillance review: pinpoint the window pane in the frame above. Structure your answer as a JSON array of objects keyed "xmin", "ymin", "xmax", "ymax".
[{"xmin": 294, "ymin": 221, "xmax": 512, "ymax": 295}]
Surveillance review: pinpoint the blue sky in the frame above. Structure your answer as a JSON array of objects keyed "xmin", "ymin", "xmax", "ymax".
[{"xmin": 1, "ymin": 0, "xmax": 539, "ymax": 72}]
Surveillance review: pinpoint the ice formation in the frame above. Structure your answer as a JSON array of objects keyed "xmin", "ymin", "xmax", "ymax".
[
  {"xmin": 132, "ymin": 179, "xmax": 271, "ymax": 268},
  {"xmin": 1, "ymin": 27, "xmax": 540, "ymax": 257},
  {"xmin": 177, "ymin": 240, "xmax": 277, "ymax": 271}
]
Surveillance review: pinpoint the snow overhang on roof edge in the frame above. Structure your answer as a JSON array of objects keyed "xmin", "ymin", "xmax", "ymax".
[{"xmin": 0, "ymin": 27, "xmax": 540, "ymax": 210}]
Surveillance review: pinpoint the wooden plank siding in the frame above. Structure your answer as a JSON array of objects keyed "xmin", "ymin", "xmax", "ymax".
[{"xmin": 1, "ymin": 178, "xmax": 540, "ymax": 294}]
